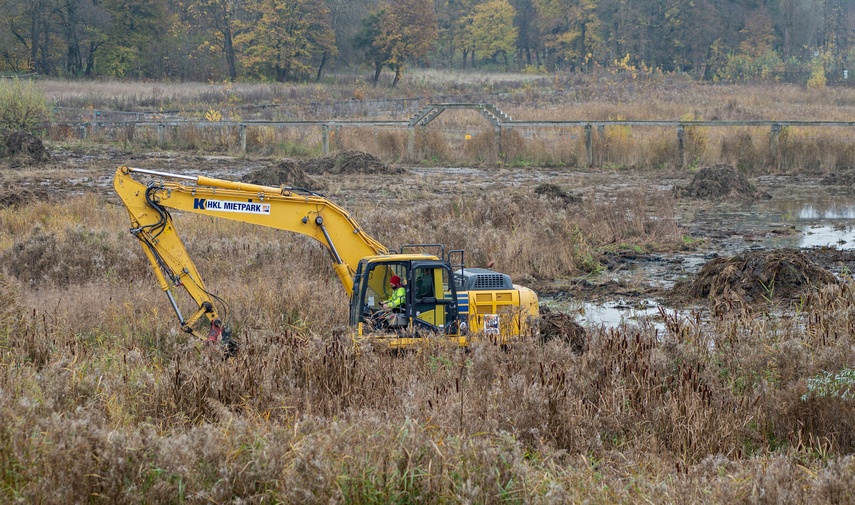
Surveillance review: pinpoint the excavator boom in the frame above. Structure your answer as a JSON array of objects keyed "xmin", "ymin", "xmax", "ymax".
[
  {"xmin": 115, "ymin": 166, "xmax": 387, "ymax": 294},
  {"xmin": 114, "ymin": 165, "xmax": 388, "ymax": 342}
]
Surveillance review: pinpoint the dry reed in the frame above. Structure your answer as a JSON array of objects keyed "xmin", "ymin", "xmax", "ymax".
[{"xmin": 0, "ymin": 166, "xmax": 853, "ymax": 500}]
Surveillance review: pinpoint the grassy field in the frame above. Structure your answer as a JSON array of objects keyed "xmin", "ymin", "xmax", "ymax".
[
  {"xmin": 1, "ymin": 73, "xmax": 855, "ymax": 502},
  {"xmin": 42, "ymin": 71, "xmax": 855, "ymax": 172}
]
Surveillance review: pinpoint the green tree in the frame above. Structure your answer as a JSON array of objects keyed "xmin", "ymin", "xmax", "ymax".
[
  {"xmin": 237, "ymin": 0, "xmax": 337, "ymax": 82},
  {"xmin": 0, "ymin": 0, "xmax": 33, "ymax": 72},
  {"xmin": 664, "ymin": 0, "xmax": 720, "ymax": 75},
  {"xmin": 354, "ymin": 11, "xmax": 389, "ymax": 84},
  {"xmin": 98, "ymin": 0, "xmax": 169, "ymax": 78},
  {"xmin": 510, "ymin": 0, "xmax": 540, "ymax": 67},
  {"xmin": 54, "ymin": 0, "xmax": 111, "ymax": 77},
  {"xmin": 467, "ymin": 0, "xmax": 517, "ymax": 67},
  {"xmin": 0, "ymin": 0, "xmax": 64, "ymax": 75},
  {"xmin": 324, "ymin": 0, "xmax": 372, "ymax": 69}
]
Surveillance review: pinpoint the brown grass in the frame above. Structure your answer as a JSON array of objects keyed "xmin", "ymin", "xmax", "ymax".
[
  {"xmin": 1, "ymin": 162, "xmax": 854, "ymax": 501},
  {"xmin": 6, "ymin": 73, "xmax": 855, "ymax": 499},
  {"xmin": 39, "ymin": 74, "xmax": 855, "ymax": 170}
]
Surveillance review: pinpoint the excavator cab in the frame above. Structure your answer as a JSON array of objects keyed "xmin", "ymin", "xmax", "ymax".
[{"xmin": 350, "ymin": 256, "xmax": 459, "ymax": 338}]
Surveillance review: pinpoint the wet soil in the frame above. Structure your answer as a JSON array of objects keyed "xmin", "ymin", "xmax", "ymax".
[
  {"xmin": 821, "ymin": 170, "xmax": 855, "ymax": 187},
  {"xmin": 239, "ymin": 152, "xmax": 403, "ymax": 191}
]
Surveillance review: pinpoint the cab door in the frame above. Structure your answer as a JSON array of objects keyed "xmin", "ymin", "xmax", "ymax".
[
  {"xmin": 350, "ymin": 260, "xmax": 409, "ymax": 331},
  {"xmin": 410, "ymin": 262, "xmax": 458, "ymax": 334}
]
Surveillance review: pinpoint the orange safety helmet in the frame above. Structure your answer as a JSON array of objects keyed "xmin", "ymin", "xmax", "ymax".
[{"xmin": 390, "ymin": 275, "xmax": 402, "ymax": 287}]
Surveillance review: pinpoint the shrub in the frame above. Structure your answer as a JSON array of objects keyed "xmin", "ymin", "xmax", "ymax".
[
  {"xmin": 721, "ymin": 132, "xmax": 760, "ymax": 172},
  {"xmin": 0, "ymin": 78, "xmax": 50, "ymax": 134}
]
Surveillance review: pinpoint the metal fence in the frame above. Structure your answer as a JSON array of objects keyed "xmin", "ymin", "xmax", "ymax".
[{"xmin": 51, "ymin": 103, "xmax": 855, "ymax": 168}]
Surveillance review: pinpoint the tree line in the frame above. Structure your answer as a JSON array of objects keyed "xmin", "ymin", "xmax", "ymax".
[{"xmin": 1, "ymin": 0, "xmax": 853, "ymax": 85}]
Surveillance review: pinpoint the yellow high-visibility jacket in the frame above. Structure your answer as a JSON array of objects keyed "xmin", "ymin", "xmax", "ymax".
[{"xmin": 385, "ymin": 286, "xmax": 406, "ymax": 308}]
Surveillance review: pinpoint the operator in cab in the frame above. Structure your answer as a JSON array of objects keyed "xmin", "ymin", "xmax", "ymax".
[{"xmin": 382, "ymin": 275, "xmax": 406, "ymax": 310}]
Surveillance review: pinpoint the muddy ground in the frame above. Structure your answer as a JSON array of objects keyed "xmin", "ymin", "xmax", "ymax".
[{"xmin": 3, "ymin": 146, "xmax": 854, "ymax": 321}]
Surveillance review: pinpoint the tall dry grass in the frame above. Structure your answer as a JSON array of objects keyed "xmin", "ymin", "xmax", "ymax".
[
  {"xmin": 1, "ymin": 169, "xmax": 854, "ymax": 501},
  {"xmin": 38, "ymin": 73, "xmax": 855, "ymax": 171}
]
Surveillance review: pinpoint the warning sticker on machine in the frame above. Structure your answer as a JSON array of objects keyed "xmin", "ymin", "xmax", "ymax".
[
  {"xmin": 193, "ymin": 198, "xmax": 270, "ymax": 215},
  {"xmin": 484, "ymin": 314, "xmax": 500, "ymax": 335}
]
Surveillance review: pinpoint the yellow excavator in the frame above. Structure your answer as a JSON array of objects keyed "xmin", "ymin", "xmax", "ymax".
[{"xmin": 113, "ymin": 165, "xmax": 539, "ymax": 350}]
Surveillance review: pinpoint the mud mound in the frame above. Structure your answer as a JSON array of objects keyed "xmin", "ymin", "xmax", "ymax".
[
  {"xmin": 302, "ymin": 150, "xmax": 403, "ymax": 175},
  {"xmin": 534, "ymin": 183, "xmax": 581, "ymax": 207},
  {"xmin": 674, "ymin": 249, "xmax": 837, "ymax": 313},
  {"xmin": 1, "ymin": 131, "xmax": 52, "ymax": 165},
  {"xmin": 821, "ymin": 171, "xmax": 855, "ymax": 186},
  {"xmin": 0, "ymin": 174, "xmax": 51, "ymax": 207},
  {"xmin": 802, "ymin": 246, "xmax": 855, "ymax": 278},
  {"xmin": 536, "ymin": 309, "xmax": 587, "ymax": 354},
  {"xmin": 674, "ymin": 164, "xmax": 768, "ymax": 200},
  {"xmin": 0, "ymin": 183, "xmax": 50, "ymax": 208},
  {"xmin": 241, "ymin": 160, "xmax": 326, "ymax": 192}
]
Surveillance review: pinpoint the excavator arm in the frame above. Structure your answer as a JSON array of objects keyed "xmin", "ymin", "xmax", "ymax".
[{"xmin": 113, "ymin": 165, "xmax": 388, "ymax": 342}]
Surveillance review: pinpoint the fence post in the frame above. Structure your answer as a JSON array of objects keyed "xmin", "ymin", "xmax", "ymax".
[
  {"xmin": 494, "ymin": 126, "xmax": 503, "ymax": 164},
  {"xmin": 335, "ymin": 125, "xmax": 343, "ymax": 150},
  {"xmin": 585, "ymin": 124, "xmax": 593, "ymax": 167},
  {"xmin": 407, "ymin": 126, "xmax": 415, "ymax": 161},
  {"xmin": 770, "ymin": 123, "xmax": 781, "ymax": 164},
  {"xmin": 322, "ymin": 124, "xmax": 330, "ymax": 155},
  {"xmin": 677, "ymin": 125, "xmax": 686, "ymax": 169},
  {"xmin": 157, "ymin": 124, "xmax": 164, "ymax": 148},
  {"xmin": 239, "ymin": 124, "xmax": 247, "ymax": 154}
]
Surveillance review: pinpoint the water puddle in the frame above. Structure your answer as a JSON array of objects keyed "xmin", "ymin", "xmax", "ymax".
[
  {"xmin": 544, "ymin": 298, "xmax": 665, "ymax": 330},
  {"xmin": 801, "ymin": 224, "xmax": 854, "ymax": 249}
]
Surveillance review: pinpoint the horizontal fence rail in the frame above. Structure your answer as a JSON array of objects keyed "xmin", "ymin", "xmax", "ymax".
[{"xmin": 51, "ymin": 103, "xmax": 855, "ymax": 168}]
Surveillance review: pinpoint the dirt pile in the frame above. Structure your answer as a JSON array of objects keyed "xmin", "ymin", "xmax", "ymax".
[
  {"xmin": 536, "ymin": 309, "xmax": 587, "ymax": 354},
  {"xmin": 672, "ymin": 249, "xmax": 837, "ymax": 313},
  {"xmin": 241, "ymin": 160, "xmax": 326, "ymax": 192},
  {"xmin": 243, "ymin": 151, "xmax": 400, "ymax": 190},
  {"xmin": 821, "ymin": 171, "xmax": 855, "ymax": 186},
  {"xmin": 674, "ymin": 164, "xmax": 768, "ymax": 200},
  {"xmin": 1, "ymin": 131, "xmax": 52, "ymax": 166},
  {"xmin": 0, "ymin": 174, "xmax": 50, "ymax": 207},
  {"xmin": 0, "ymin": 184, "xmax": 50, "ymax": 208},
  {"xmin": 302, "ymin": 150, "xmax": 403, "ymax": 175},
  {"xmin": 803, "ymin": 247, "xmax": 855, "ymax": 276},
  {"xmin": 534, "ymin": 183, "xmax": 581, "ymax": 207}
]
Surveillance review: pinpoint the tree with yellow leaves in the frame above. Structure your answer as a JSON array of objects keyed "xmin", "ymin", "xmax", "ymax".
[
  {"xmin": 236, "ymin": 0, "xmax": 337, "ymax": 82},
  {"xmin": 466, "ymin": 0, "xmax": 518, "ymax": 68},
  {"xmin": 535, "ymin": 0, "xmax": 601, "ymax": 71},
  {"xmin": 369, "ymin": 0, "xmax": 437, "ymax": 86},
  {"xmin": 189, "ymin": 0, "xmax": 248, "ymax": 81}
]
